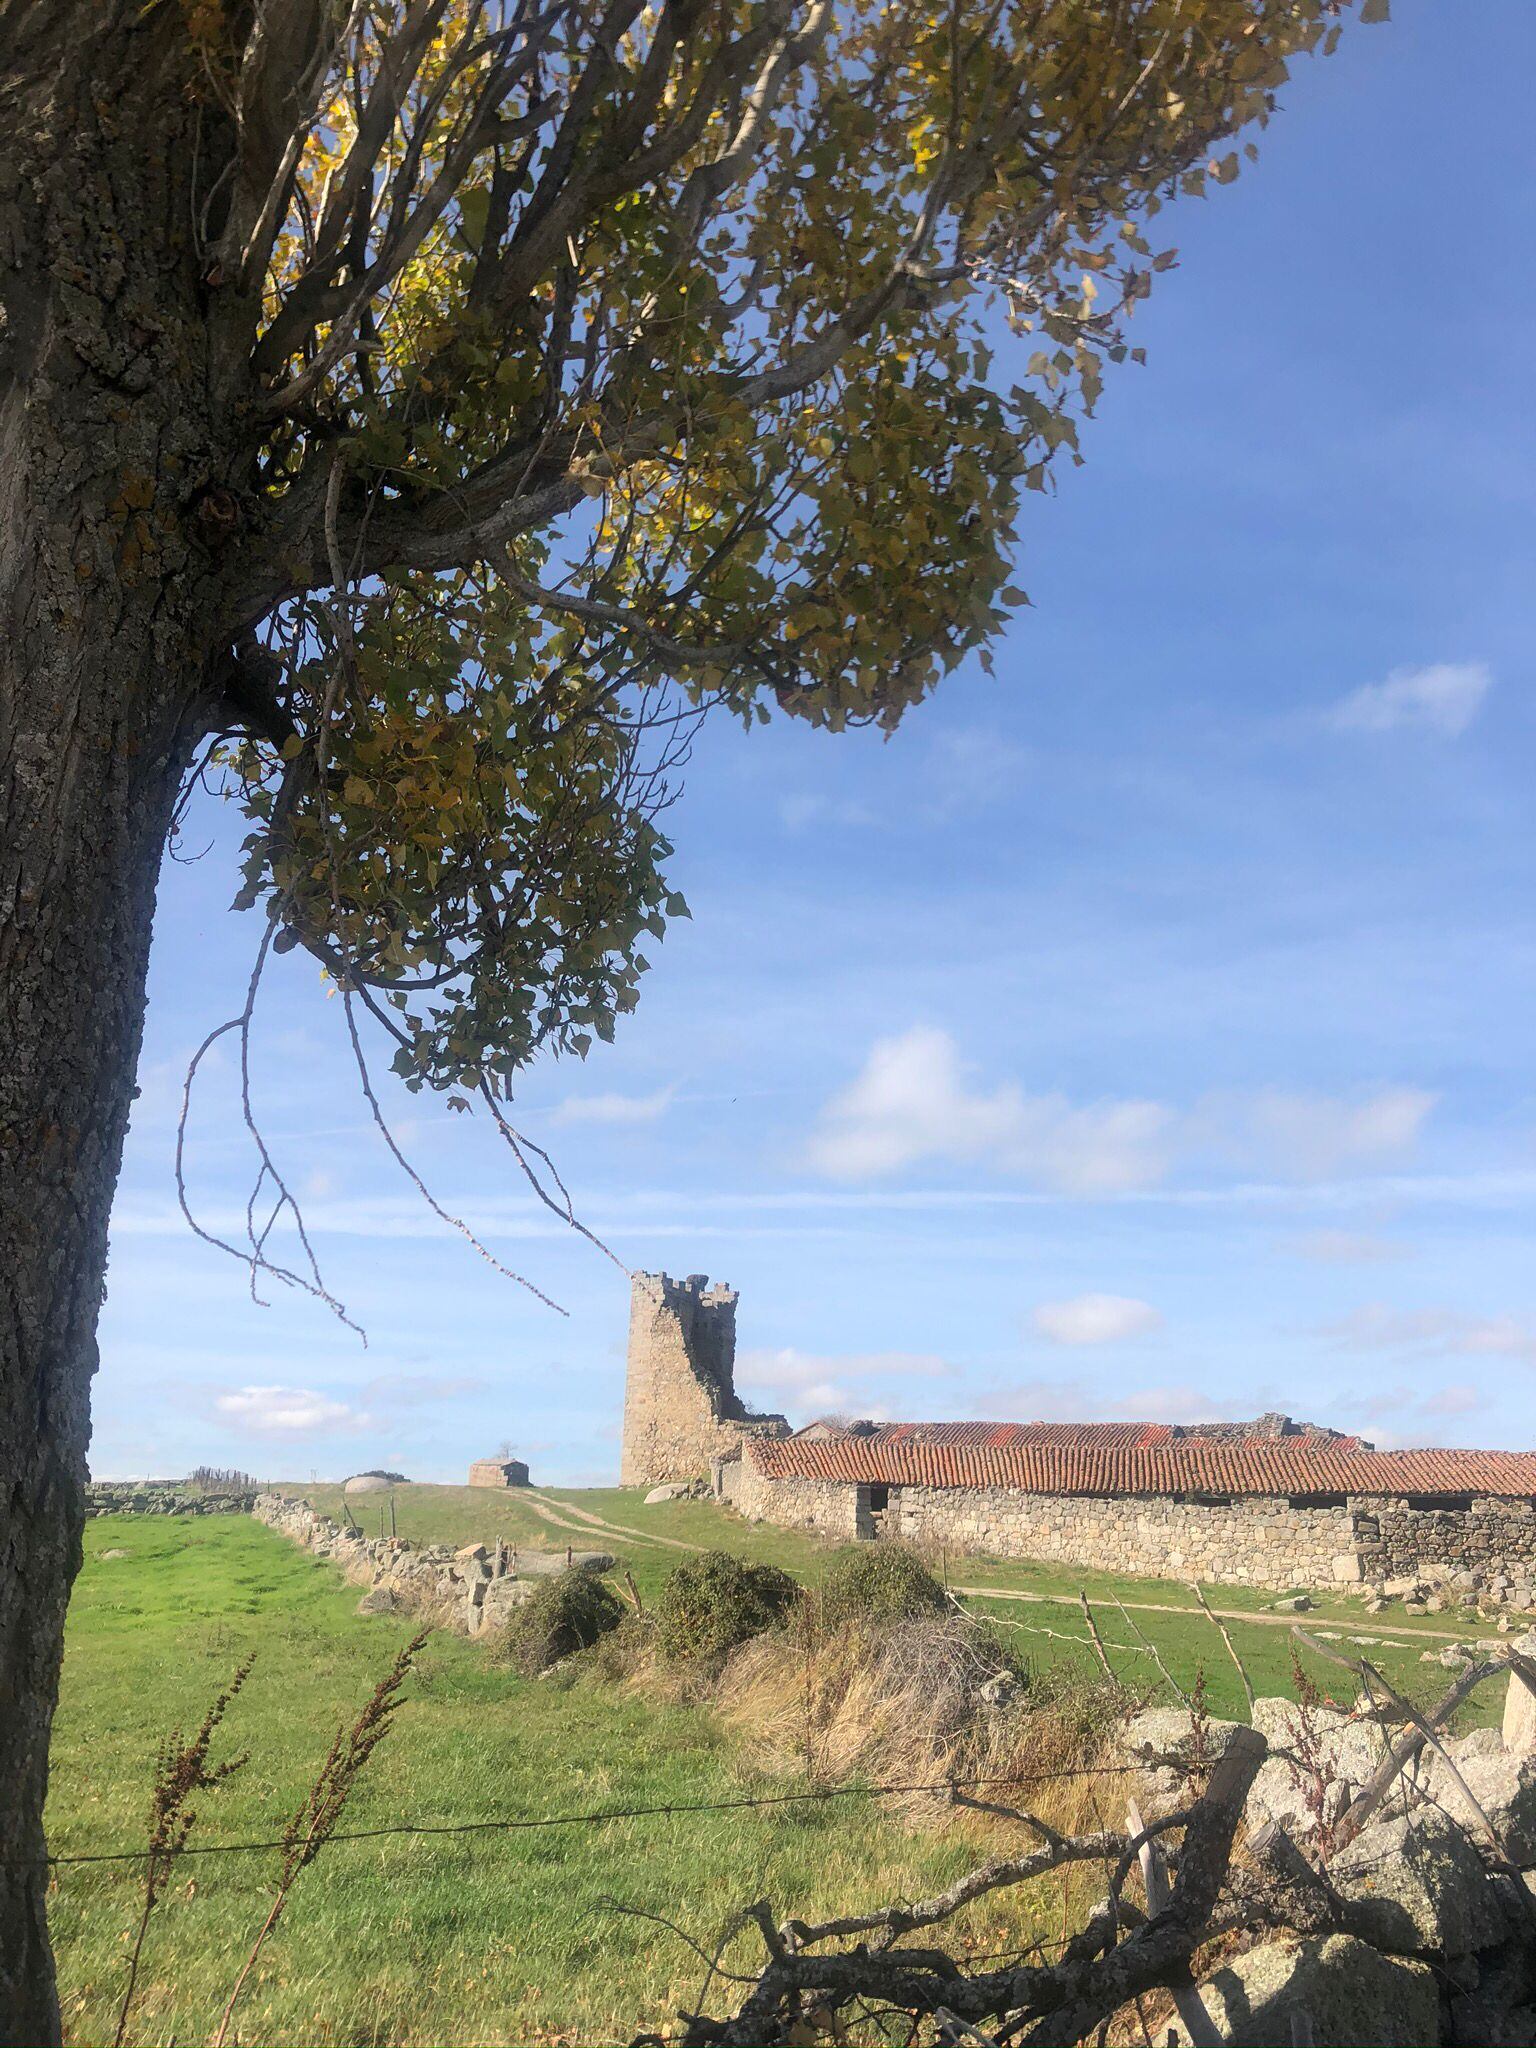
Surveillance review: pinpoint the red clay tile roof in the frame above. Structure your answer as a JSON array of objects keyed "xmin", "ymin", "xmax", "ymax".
[{"xmin": 745, "ymin": 1422, "xmax": 1536, "ymax": 1500}]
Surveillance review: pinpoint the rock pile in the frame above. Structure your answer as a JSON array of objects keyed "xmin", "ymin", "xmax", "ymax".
[{"xmin": 1120, "ymin": 1647, "xmax": 1536, "ymax": 2046}]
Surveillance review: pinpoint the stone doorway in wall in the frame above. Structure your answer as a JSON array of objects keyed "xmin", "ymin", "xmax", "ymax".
[{"xmin": 855, "ymin": 1483, "xmax": 894, "ymax": 1540}]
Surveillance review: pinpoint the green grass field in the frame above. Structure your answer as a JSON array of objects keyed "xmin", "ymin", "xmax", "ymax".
[
  {"xmin": 280, "ymin": 1479, "xmax": 1500, "ymax": 1726},
  {"xmin": 48, "ymin": 1514, "xmax": 1058, "ymax": 2046},
  {"xmin": 49, "ymin": 1491, "xmax": 1503, "ymax": 2044}
]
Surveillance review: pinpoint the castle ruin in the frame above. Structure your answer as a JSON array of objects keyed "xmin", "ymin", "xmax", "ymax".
[{"xmin": 620, "ymin": 1271, "xmax": 788, "ymax": 1487}]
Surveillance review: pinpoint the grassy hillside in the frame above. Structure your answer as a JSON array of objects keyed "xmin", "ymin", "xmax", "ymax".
[
  {"xmin": 48, "ymin": 1514, "xmax": 1061, "ymax": 2046},
  {"xmin": 280, "ymin": 1479, "xmax": 1502, "ymax": 1725}
]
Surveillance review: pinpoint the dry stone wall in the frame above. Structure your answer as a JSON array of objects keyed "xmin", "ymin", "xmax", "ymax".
[
  {"xmin": 887, "ymin": 1484, "xmax": 1353, "ymax": 1586},
  {"xmin": 252, "ymin": 1494, "xmax": 612, "ymax": 1636},
  {"xmin": 87, "ymin": 1483, "xmax": 255, "ymax": 1517},
  {"xmin": 734, "ymin": 1465, "xmax": 862, "ymax": 1540},
  {"xmin": 1358, "ymin": 1497, "xmax": 1536, "ymax": 1604},
  {"xmin": 734, "ymin": 1463, "xmax": 1536, "ymax": 1602},
  {"xmin": 620, "ymin": 1271, "xmax": 788, "ymax": 1486}
]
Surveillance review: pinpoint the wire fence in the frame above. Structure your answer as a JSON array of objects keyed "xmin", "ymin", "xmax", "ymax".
[{"xmin": 31, "ymin": 1761, "xmax": 1158, "ymax": 1871}]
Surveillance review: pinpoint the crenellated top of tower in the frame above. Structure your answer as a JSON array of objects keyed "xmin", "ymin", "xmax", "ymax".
[{"xmin": 634, "ymin": 1269, "xmax": 738, "ymax": 1309}]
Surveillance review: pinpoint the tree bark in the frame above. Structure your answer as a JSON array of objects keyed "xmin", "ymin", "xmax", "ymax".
[{"xmin": 0, "ymin": 8, "xmax": 246, "ymax": 2037}]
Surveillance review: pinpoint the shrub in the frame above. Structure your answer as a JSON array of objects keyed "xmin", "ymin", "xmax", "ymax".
[
  {"xmin": 815, "ymin": 1545, "xmax": 949, "ymax": 1632},
  {"xmin": 494, "ymin": 1570, "xmax": 624, "ymax": 1676},
  {"xmin": 655, "ymin": 1550, "xmax": 803, "ymax": 1664}
]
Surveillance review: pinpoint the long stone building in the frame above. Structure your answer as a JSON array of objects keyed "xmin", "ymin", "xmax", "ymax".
[
  {"xmin": 735, "ymin": 1419, "xmax": 1536, "ymax": 1601},
  {"xmin": 620, "ymin": 1271, "xmax": 1536, "ymax": 1601}
]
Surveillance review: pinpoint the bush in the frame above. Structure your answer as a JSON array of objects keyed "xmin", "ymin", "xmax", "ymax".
[
  {"xmin": 655, "ymin": 1550, "xmax": 803, "ymax": 1664},
  {"xmin": 815, "ymin": 1545, "xmax": 949, "ymax": 1632},
  {"xmin": 494, "ymin": 1570, "xmax": 624, "ymax": 1675}
]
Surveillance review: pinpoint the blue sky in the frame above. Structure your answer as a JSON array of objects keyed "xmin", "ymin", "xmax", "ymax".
[{"xmin": 96, "ymin": 0, "xmax": 1536, "ymax": 1483}]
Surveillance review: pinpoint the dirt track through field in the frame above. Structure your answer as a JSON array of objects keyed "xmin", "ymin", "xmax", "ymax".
[
  {"xmin": 524, "ymin": 1493, "xmax": 1478, "ymax": 1650},
  {"xmin": 524, "ymin": 1491, "xmax": 704, "ymax": 1553},
  {"xmin": 528, "ymin": 1499, "xmax": 1482, "ymax": 1654},
  {"xmin": 954, "ymin": 1583, "xmax": 1473, "ymax": 1646}
]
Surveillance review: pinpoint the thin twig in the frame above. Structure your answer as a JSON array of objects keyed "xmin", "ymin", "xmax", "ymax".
[
  {"xmin": 1078, "ymin": 1592, "xmax": 1117, "ymax": 1684},
  {"xmin": 1114, "ymin": 1598, "xmax": 1189, "ymax": 1707},
  {"xmin": 1188, "ymin": 1583, "xmax": 1255, "ymax": 1718}
]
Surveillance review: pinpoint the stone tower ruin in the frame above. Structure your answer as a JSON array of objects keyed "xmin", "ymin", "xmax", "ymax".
[{"xmin": 620, "ymin": 1272, "xmax": 788, "ymax": 1487}]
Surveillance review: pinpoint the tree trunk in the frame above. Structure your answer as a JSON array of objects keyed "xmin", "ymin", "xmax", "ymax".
[
  {"xmin": 0, "ymin": 10, "xmax": 243, "ymax": 2038},
  {"xmin": 0, "ymin": 610, "xmax": 196, "ymax": 2047}
]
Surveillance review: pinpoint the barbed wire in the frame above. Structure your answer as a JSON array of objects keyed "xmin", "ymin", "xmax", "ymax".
[{"xmin": 31, "ymin": 1764, "xmax": 1159, "ymax": 1873}]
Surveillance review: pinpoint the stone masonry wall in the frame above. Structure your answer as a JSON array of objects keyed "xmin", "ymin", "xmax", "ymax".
[
  {"xmin": 734, "ymin": 1463, "xmax": 862, "ymax": 1541},
  {"xmin": 86, "ymin": 1483, "xmax": 255, "ymax": 1517},
  {"xmin": 1356, "ymin": 1498, "xmax": 1536, "ymax": 1604},
  {"xmin": 889, "ymin": 1486, "xmax": 1354, "ymax": 1588},
  {"xmin": 735, "ymin": 1464, "xmax": 1536, "ymax": 1602},
  {"xmin": 252, "ymin": 1494, "xmax": 613, "ymax": 1636},
  {"xmin": 620, "ymin": 1271, "xmax": 787, "ymax": 1486}
]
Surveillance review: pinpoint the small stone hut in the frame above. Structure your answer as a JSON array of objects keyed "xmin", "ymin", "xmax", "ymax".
[
  {"xmin": 735, "ymin": 1418, "xmax": 1536, "ymax": 1603},
  {"xmin": 468, "ymin": 1456, "xmax": 531, "ymax": 1488}
]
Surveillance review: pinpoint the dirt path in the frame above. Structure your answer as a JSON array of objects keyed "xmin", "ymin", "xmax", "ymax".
[
  {"xmin": 523, "ymin": 1491, "xmax": 704, "ymax": 1554},
  {"xmin": 954, "ymin": 1582, "xmax": 1473, "ymax": 1646}
]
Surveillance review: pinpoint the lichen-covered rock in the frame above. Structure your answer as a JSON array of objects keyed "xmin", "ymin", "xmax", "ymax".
[
  {"xmin": 1120, "ymin": 1705, "xmax": 1247, "ymax": 1768},
  {"xmin": 1423, "ymin": 1744, "xmax": 1536, "ymax": 1868},
  {"xmin": 356, "ymin": 1587, "xmax": 399, "ymax": 1615},
  {"xmin": 1119, "ymin": 1706, "xmax": 1250, "ymax": 1820},
  {"xmin": 480, "ymin": 1578, "xmax": 533, "ymax": 1628},
  {"xmin": 1332, "ymin": 1809, "xmax": 1510, "ymax": 1956},
  {"xmin": 1173, "ymin": 1935, "xmax": 1436, "ymax": 2048},
  {"xmin": 1503, "ymin": 1635, "xmax": 1536, "ymax": 1759},
  {"xmin": 1245, "ymin": 1697, "xmax": 1392, "ymax": 1838}
]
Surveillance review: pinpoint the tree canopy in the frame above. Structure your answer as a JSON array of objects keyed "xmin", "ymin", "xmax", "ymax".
[{"xmin": 194, "ymin": 0, "xmax": 1368, "ymax": 1132}]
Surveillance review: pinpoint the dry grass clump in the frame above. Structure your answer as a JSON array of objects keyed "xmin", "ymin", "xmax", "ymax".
[{"xmin": 714, "ymin": 1604, "xmax": 1126, "ymax": 1828}]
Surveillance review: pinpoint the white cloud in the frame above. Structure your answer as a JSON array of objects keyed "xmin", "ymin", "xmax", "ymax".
[
  {"xmin": 214, "ymin": 1385, "xmax": 360, "ymax": 1435},
  {"xmin": 1420, "ymin": 1384, "xmax": 1483, "ymax": 1417},
  {"xmin": 1334, "ymin": 1378, "xmax": 1488, "ymax": 1446},
  {"xmin": 736, "ymin": 1345, "xmax": 951, "ymax": 1420},
  {"xmin": 1325, "ymin": 662, "xmax": 1490, "ymax": 738},
  {"xmin": 804, "ymin": 1028, "xmax": 1433, "ymax": 1192},
  {"xmin": 804, "ymin": 1028, "xmax": 1170, "ymax": 1192},
  {"xmin": 1208, "ymin": 1086, "xmax": 1435, "ymax": 1181},
  {"xmin": 549, "ymin": 1086, "xmax": 674, "ymax": 1127},
  {"xmin": 1032, "ymin": 1294, "xmax": 1163, "ymax": 1346},
  {"xmin": 1320, "ymin": 1305, "xmax": 1536, "ymax": 1364},
  {"xmin": 779, "ymin": 792, "xmax": 876, "ymax": 832},
  {"xmin": 359, "ymin": 1373, "xmax": 489, "ymax": 1407},
  {"xmin": 924, "ymin": 728, "xmax": 1033, "ymax": 818},
  {"xmin": 1286, "ymin": 1230, "xmax": 1405, "ymax": 1265},
  {"xmin": 979, "ymin": 1377, "xmax": 1247, "ymax": 1426}
]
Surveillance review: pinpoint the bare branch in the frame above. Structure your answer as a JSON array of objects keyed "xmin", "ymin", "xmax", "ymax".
[{"xmin": 1189, "ymin": 1582, "xmax": 1255, "ymax": 1718}]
